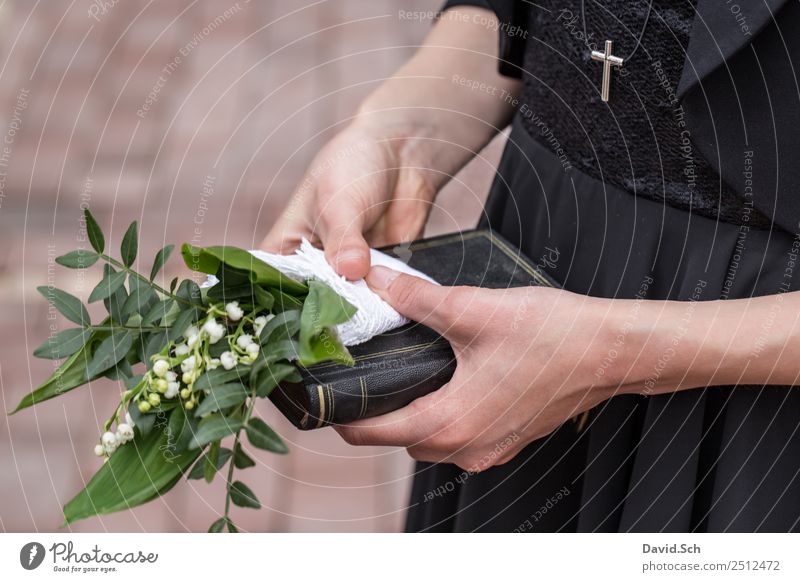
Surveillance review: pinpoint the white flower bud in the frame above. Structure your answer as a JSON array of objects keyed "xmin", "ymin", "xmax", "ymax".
[
  {"xmin": 94, "ymin": 444, "xmax": 105, "ymax": 457},
  {"xmin": 220, "ymin": 351, "xmax": 237, "ymax": 370},
  {"xmin": 183, "ymin": 325, "xmax": 199, "ymax": 339},
  {"xmin": 165, "ymin": 370, "xmax": 178, "ymax": 382},
  {"xmin": 225, "ymin": 301, "xmax": 244, "ymax": 321},
  {"xmin": 165, "ymin": 381, "xmax": 180, "ymax": 399},
  {"xmin": 253, "ymin": 315, "xmax": 273, "ymax": 336},
  {"xmin": 202, "ymin": 318, "xmax": 226, "ymax": 344},
  {"xmin": 125, "ymin": 412, "xmax": 135, "ymax": 427},
  {"xmin": 246, "ymin": 343, "xmax": 259, "ymax": 356},
  {"xmin": 101, "ymin": 431, "xmax": 118, "ymax": 454},
  {"xmin": 116, "ymin": 423, "xmax": 134, "ymax": 443},
  {"xmin": 207, "ymin": 358, "xmax": 221, "ymax": 370},
  {"xmin": 174, "ymin": 343, "xmax": 190, "ymax": 356},
  {"xmin": 181, "ymin": 355, "xmax": 197, "ymax": 373},
  {"xmin": 236, "ymin": 334, "xmax": 254, "ymax": 350},
  {"xmin": 152, "ymin": 359, "xmax": 170, "ymax": 378},
  {"xmin": 187, "ymin": 333, "xmax": 200, "ymax": 349}
]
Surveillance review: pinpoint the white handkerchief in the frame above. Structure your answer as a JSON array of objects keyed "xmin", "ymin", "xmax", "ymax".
[{"xmin": 206, "ymin": 239, "xmax": 437, "ymax": 346}]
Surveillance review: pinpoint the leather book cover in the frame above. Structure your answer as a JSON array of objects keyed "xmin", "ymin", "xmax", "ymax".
[{"xmin": 270, "ymin": 229, "xmax": 559, "ymax": 430}]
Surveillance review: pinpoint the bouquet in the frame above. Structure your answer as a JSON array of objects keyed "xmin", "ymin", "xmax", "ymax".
[{"xmin": 14, "ymin": 209, "xmax": 357, "ymax": 532}]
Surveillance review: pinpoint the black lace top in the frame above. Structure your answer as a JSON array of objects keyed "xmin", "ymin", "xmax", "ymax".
[{"xmin": 518, "ymin": 0, "xmax": 771, "ymax": 228}]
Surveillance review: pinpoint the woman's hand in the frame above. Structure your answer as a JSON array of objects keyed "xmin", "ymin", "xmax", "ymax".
[
  {"xmin": 261, "ymin": 5, "xmax": 520, "ymax": 280},
  {"xmin": 336, "ymin": 267, "xmax": 800, "ymax": 471},
  {"xmin": 334, "ymin": 266, "xmax": 625, "ymax": 471},
  {"xmin": 260, "ymin": 121, "xmax": 439, "ymax": 281}
]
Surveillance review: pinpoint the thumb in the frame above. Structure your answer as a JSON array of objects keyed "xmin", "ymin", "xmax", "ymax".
[
  {"xmin": 366, "ymin": 266, "xmax": 458, "ymax": 336},
  {"xmin": 318, "ymin": 203, "xmax": 371, "ymax": 281}
]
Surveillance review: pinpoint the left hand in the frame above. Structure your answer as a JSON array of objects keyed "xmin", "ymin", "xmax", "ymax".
[{"xmin": 335, "ymin": 266, "xmax": 625, "ymax": 472}]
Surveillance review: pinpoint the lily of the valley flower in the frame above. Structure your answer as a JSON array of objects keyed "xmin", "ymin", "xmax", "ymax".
[
  {"xmin": 253, "ymin": 314, "xmax": 274, "ymax": 336},
  {"xmin": 174, "ymin": 343, "xmax": 190, "ymax": 356},
  {"xmin": 225, "ymin": 301, "xmax": 244, "ymax": 321},
  {"xmin": 202, "ymin": 318, "xmax": 226, "ymax": 343},
  {"xmin": 101, "ymin": 431, "xmax": 118, "ymax": 454},
  {"xmin": 181, "ymin": 355, "xmax": 197, "ymax": 374},
  {"xmin": 152, "ymin": 359, "xmax": 170, "ymax": 378},
  {"xmin": 220, "ymin": 351, "xmax": 237, "ymax": 370},
  {"xmin": 165, "ymin": 381, "xmax": 180, "ymax": 399},
  {"xmin": 116, "ymin": 423, "xmax": 134, "ymax": 444},
  {"xmin": 236, "ymin": 334, "xmax": 254, "ymax": 350}
]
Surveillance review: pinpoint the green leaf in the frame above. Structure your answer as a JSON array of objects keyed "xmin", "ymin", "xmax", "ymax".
[
  {"xmin": 33, "ymin": 328, "xmax": 91, "ymax": 360},
  {"xmin": 122, "ymin": 276, "xmax": 157, "ymax": 319},
  {"xmin": 141, "ymin": 298, "xmax": 174, "ymax": 326},
  {"xmin": 194, "ymin": 383, "xmax": 248, "ymax": 417},
  {"xmin": 176, "ymin": 279, "xmax": 203, "ymax": 306},
  {"xmin": 227, "ymin": 520, "xmax": 239, "ymax": 533},
  {"xmin": 86, "ymin": 330, "xmax": 134, "ymax": 378},
  {"xmin": 229, "ymin": 481, "xmax": 261, "ymax": 509},
  {"xmin": 168, "ymin": 404, "xmax": 200, "ymax": 452},
  {"xmin": 233, "ymin": 442, "xmax": 255, "ymax": 469},
  {"xmin": 246, "ymin": 417, "xmax": 288, "ymax": 454},
  {"xmin": 189, "ymin": 414, "xmax": 244, "ymax": 449},
  {"xmin": 62, "ymin": 420, "xmax": 201, "ymax": 525},
  {"xmin": 55, "ymin": 249, "xmax": 99, "ymax": 269},
  {"xmin": 84, "ymin": 208, "xmax": 105, "ymax": 254},
  {"xmin": 181, "ymin": 244, "xmax": 307, "ymax": 296},
  {"xmin": 120, "ymin": 221, "xmax": 138, "ymax": 267},
  {"xmin": 37, "ymin": 286, "xmax": 90, "ymax": 326},
  {"xmin": 167, "ymin": 308, "xmax": 197, "ymax": 343},
  {"xmin": 254, "ymin": 286, "xmax": 275, "ymax": 310},
  {"xmin": 259, "ymin": 310, "xmax": 300, "ymax": 344},
  {"xmin": 150, "ymin": 244, "xmax": 174, "ymax": 281},
  {"xmin": 298, "ymin": 281, "xmax": 356, "ymax": 366},
  {"xmin": 208, "ymin": 517, "xmax": 227, "ymax": 533},
  {"xmin": 253, "ymin": 362, "xmax": 298, "ymax": 398},
  {"xmin": 269, "ymin": 288, "xmax": 304, "ymax": 312},
  {"xmin": 204, "ymin": 441, "xmax": 221, "ymax": 483},
  {"xmin": 103, "ymin": 270, "xmax": 128, "ymax": 322},
  {"xmin": 188, "ymin": 446, "xmax": 232, "ymax": 481},
  {"xmin": 193, "ymin": 367, "xmax": 246, "ymax": 391},
  {"xmin": 12, "ymin": 329, "xmax": 110, "ymax": 413},
  {"xmin": 129, "ymin": 402, "xmax": 156, "ymax": 437},
  {"xmin": 88, "ymin": 269, "xmax": 127, "ymax": 303},
  {"xmin": 143, "ymin": 331, "xmax": 167, "ymax": 364},
  {"xmin": 265, "ymin": 339, "xmax": 300, "ymax": 363}
]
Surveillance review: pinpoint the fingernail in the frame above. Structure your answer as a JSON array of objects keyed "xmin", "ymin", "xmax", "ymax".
[{"xmin": 366, "ymin": 266, "xmax": 399, "ymax": 290}]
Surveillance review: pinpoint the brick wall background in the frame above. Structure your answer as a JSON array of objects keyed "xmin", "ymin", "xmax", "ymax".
[{"xmin": 0, "ymin": 0, "xmax": 504, "ymax": 532}]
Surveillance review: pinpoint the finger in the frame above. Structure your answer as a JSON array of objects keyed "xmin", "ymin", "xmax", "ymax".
[
  {"xmin": 334, "ymin": 392, "xmax": 442, "ymax": 448},
  {"xmin": 365, "ymin": 266, "xmax": 459, "ymax": 336},
  {"xmin": 317, "ymin": 202, "xmax": 371, "ymax": 280},
  {"xmin": 259, "ymin": 213, "xmax": 309, "ymax": 254}
]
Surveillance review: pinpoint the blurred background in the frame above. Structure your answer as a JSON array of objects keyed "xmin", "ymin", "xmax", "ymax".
[{"xmin": 0, "ymin": 0, "xmax": 505, "ymax": 532}]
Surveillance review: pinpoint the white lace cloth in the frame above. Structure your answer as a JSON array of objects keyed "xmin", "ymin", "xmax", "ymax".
[{"xmin": 206, "ymin": 239, "xmax": 437, "ymax": 346}]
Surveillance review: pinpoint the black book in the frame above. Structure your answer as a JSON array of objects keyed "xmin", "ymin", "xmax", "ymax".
[{"xmin": 270, "ymin": 229, "xmax": 559, "ymax": 430}]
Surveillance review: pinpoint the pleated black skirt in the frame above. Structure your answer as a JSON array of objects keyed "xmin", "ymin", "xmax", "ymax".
[{"xmin": 405, "ymin": 118, "xmax": 800, "ymax": 532}]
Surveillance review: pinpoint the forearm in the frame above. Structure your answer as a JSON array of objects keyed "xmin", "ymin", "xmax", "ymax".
[
  {"xmin": 613, "ymin": 292, "xmax": 800, "ymax": 394},
  {"xmin": 354, "ymin": 7, "xmax": 520, "ymax": 191}
]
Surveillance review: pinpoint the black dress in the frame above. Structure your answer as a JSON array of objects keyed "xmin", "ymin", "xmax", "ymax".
[{"xmin": 405, "ymin": 0, "xmax": 800, "ymax": 532}]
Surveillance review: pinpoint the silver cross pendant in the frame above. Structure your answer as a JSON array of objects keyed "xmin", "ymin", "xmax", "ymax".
[{"xmin": 591, "ymin": 40, "xmax": 624, "ymax": 102}]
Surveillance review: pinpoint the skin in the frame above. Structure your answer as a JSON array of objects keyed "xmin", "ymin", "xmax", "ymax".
[{"xmin": 262, "ymin": 7, "xmax": 800, "ymax": 472}]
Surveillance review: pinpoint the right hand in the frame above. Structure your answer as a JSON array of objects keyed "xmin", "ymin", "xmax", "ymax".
[{"xmin": 260, "ymin": 122, "xmax": 438, "ymax": 280}]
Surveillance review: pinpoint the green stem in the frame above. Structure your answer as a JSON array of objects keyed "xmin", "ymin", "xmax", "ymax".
[
  {"xmin": 89, "ymin": 325, "xmax": 169, "ymax": 332},
  {"xmin": 223, "ymin": 391, "xmax": 258, "ymax": 528}
]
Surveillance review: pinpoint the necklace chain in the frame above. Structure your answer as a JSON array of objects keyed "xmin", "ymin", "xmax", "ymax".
[{"xmin": 581, "ymin": 0, "xmax": 654, "ymax": 63}]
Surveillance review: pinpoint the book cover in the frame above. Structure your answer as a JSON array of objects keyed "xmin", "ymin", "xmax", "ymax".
[{"xmin": 270, "ymin": 229, "xmax": 559, "ymax": 429}]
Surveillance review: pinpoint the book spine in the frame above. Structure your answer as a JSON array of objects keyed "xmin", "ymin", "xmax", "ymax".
[{"xmin": 280, "ymin": 347, "xmax": 457, "ymax": 430}]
